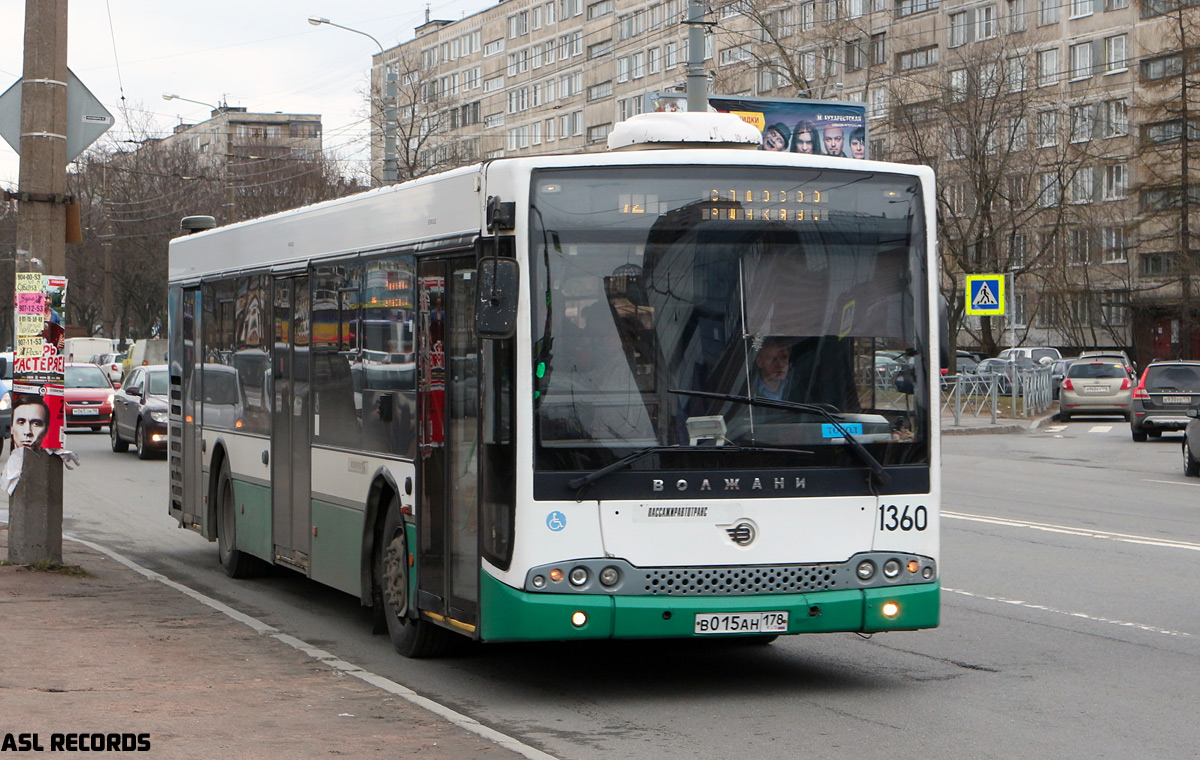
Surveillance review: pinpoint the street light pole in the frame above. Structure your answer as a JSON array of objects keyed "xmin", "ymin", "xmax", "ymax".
[
  {"xmin": 308, "ymin": 16, "xmax": 398, "ymax": 185},
  {"xmin": 161, "ymin": 93, "xmax": 219, "ymax": 114}
]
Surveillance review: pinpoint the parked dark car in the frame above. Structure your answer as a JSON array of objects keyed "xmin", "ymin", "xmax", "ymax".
[
  {"xmin": 111, "ymin": 364, "xmax": 169, "ymax": 459},
  {"xmin": 1131, "ymin": 361, "xmax": 1200, "ymax": 441},
  {"xmin": 1183, "ymin": 408, "xmax": 1200, "ymax": 476},
  {"xmin": 1050, "ymin": 357, "xmax": 1077, "ymax": 399},
  {"xmin": 974, "ymin": 357, "xmax": 1036, "ymax": 394}
]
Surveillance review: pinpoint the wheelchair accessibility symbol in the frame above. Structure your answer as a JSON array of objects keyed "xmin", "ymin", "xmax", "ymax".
[{"xmin": 546, "ymin": 511, "xmax": 566, "ymax": 532}]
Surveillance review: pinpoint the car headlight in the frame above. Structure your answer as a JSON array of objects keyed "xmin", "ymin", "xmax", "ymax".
[
  {"xmin": 0, "ymin": 392, "xmax": 10, "ymax": 412},
  {"xmin": 150, "ymin": 411, "xmax": 168, "ymax": 423}
]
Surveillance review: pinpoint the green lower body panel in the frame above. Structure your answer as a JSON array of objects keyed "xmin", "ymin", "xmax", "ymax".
[
  {"xmin": 310, "ymin": 500, "xmax": 366, "ymax": 596},
  {"xmin": 480, "ymin": 573, "xmax": 940, "ymax": 643},
  {"xmin": 231, "ymin": 480, "xmax": 272, "ymax": 562}
]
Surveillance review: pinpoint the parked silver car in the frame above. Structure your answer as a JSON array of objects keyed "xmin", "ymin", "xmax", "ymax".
[{"xmin": 1059, "ymin": 360, "xmax": 1132, "ymax": 421}]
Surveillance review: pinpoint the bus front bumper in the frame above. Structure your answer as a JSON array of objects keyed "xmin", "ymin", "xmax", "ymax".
[{"xmin": 479, "ymin": 572, "xmax": 940, "ymax": 642}]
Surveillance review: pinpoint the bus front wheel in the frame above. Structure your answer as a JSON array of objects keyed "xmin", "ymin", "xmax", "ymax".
[
  {"xmin": 376, "ymin": 496, "xmax": 453, "ymax": 658},
  {"xmin": 216, "ymin": 460, "xmax": 262, "ymax": 579}
]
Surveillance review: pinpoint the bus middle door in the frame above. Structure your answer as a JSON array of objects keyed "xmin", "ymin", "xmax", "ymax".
[
  {"xmin": 271, "ymin": 274, "xmax": 313, "ymax": 571},
  {"xmin": 417, "ymin": 256, "xmax": 480, "ymax": 633}
]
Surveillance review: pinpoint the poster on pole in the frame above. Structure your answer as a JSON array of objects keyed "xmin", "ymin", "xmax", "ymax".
[
  {"xmin": 11, "ymin": 275, "xmax": 68, "ymax": 451},
  {"xmin": 643, "ymin": 94, "xmax": 870, "ymax": 158}
]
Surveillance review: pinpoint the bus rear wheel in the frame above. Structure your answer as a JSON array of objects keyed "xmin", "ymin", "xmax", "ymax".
[{"xmin": 376, "ymin": 496, "xmax": 453, "ymax": 658}]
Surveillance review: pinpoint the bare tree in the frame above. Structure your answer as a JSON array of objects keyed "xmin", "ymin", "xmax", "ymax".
[
  {"xmin": 383, "ymin": 50, "xmax": 479, "ymax": 181},
  {"xmin": 885, "ymin": 34, "xmax": 1104, "ymax": 357}
]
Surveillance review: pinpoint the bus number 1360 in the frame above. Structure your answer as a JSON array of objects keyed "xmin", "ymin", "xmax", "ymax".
[{"xmin": 878, "ymin": 504, "xmax": 928, "ymax": 532}]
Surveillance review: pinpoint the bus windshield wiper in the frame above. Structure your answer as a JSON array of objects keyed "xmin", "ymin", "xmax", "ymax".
[
  {"xmin": 567, "ymin": 444, "xmax": 812, "ymax": 491},
  {"xmin": 668, "ymin": 389, "xmax": 891, "ymax": 486}
]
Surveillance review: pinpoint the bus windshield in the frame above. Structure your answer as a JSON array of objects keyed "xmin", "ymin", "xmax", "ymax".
[{"xmin": 530, "ymin": 165, "xmax": 930, "ymax": 474}]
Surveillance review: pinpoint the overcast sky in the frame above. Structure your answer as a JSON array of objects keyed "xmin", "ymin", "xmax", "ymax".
[{"xmin": 0, "ymin": 0, "xmax": 496, "ymax": 190}]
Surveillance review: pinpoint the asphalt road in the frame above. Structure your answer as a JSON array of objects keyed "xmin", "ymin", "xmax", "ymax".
[{"xmin": 11, "ymin": 420, "xmax": 1200, "ymax": 760}]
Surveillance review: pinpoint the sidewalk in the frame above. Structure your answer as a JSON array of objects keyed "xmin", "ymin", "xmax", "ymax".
[
  {"xmin": 0, "ymin": 526, "xmax": 535, "ymax": 759},
  {"xmin": 941, "ymin": 405, "xmax": 1060, "ymax": 435}
]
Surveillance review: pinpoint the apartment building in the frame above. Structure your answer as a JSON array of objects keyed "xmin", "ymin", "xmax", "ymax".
[
  {"xmin": 383, "ymin": 0, "xmax": 1197, "ymax": 360},
  {"xmin": 159, "ymin": 106, "xmax": 323, "ymax": 163}
]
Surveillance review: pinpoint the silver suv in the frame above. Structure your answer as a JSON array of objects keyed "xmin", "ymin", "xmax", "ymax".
[
  {"xmin": 1131, "ymin": 361, "xmax": 1200, "ymax": 442},
  {"xmin": 997, "ymin": 346, "xmax": 1062, "ymax": 364}
]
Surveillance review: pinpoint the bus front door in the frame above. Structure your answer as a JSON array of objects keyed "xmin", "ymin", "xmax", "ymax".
[
  {"xmin": 271, "ymin": 275, "xmax": 313, "ymax": 571},
  {"xmin": 417, "ymin": 257, "xmax": 480, "ymax": 632}
]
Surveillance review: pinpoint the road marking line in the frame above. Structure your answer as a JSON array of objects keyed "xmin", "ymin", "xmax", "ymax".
[
  {"xmin": 1045, "ymin": 425, "xmax": 1067, "ymax": 432},
  {"xmin": 65, "ymin": 534, "xmax": 562, "ymax": 760},
  {"xmin": 1089, "ymin": 425, "xmax": 1113, "ymax": 433},
  {"xmin": 944, "ymin": 587, "xmax": 1193, "ymax": 638},
  {"xmin": 944, "ymin": 511, "xmax": 1200, "ymax": 552},
  {"xmin": 1143, "ymin": 479, "xmax": 1200, "ymax": 489}
]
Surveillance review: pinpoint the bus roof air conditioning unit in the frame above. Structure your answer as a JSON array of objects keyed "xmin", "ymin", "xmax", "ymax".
[{"xmin": 607, "ymin": 112, "xmax": 762, "ymax": 151}]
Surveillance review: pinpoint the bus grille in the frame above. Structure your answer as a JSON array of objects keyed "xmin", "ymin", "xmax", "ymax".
[{"xmin": 643, "ymin": 566, "xmax": 841, "ymax": 595}]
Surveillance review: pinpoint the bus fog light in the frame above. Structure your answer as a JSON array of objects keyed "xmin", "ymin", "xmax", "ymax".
[
  {"xmin": 856, "ymin": 561, "xmax": 876, "ymax": 581},
  {"xmin": 921, "ymin": 566, "xmax": 934, "ymax": 580},
  {"xmin": 599, "ymin": 567, "xmax": 620, "ymax": 587},
  {"xmin": 883, "ymin": 559, "xmax": 902, "ymax": 578},
  {"xmin": 882, "ymin": 601, "xmax": 900, "ymax": 618},
  {"xmin": 532, "ymin": 575, "xmax": 546, "ymax": 589},
  {"xmin": 571, "ymin": 611, "xmax": 588, "ymax": 627},
  {"xmin": 549, "ymin": 568, "xmax": 564, "ymax": 583},
  {"xmin": 569, "ymin": 567, "xmax": 588, "ymax": 586}
]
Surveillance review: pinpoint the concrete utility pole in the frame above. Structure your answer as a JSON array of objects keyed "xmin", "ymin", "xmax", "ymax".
[
  {"xmin": 9, "ymin": 0, "xmax": 68, "ymax": 565},
  {"xmin": 684, "ymin": 0, "xmax": 710, "ymax": 113}
]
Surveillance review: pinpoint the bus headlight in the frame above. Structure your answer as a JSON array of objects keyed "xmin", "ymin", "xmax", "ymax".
[
  {"xmin": 599, "ymin": 566, "xmax": 620, "ymax": 587},
  {"xmin": 881, "ymin": 601, "xmax": 900, "ymax": 618},
  {"xmin": 571, "ymin": 611, "xmax": 588, "ymax": 627},
  {"xmin": 856, "ymin": 560, "xmax": 876, "ymax": 581},
  {"xmin": 883, "ymin": 559, "xmax": 902, "ymax": 578},
  {"xmin": 569, "ymin": 567, "xmax": 588, "ymax": 586}
]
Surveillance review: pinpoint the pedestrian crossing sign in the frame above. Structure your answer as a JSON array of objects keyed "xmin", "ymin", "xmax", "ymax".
[{"xmin": 965, "ymin": 275, "xmax": 1005, "ymax": 316}]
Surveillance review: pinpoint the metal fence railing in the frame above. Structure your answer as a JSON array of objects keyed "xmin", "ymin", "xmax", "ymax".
[{"xmin": 940, "ymin": 366, "xmax": 1055, "ymax": 425}]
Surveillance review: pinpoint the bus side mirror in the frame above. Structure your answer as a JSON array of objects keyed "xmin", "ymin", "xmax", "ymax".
[{"xmin": 475, "ymin": 257, "xmax": 519, "ymax": 339}]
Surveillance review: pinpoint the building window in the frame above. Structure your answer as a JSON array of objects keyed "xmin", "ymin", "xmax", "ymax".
[
  {"xmin": 898, "ymin": 45, "xmax": 939, "ymax": 71},
  {"xmin": 800, "ymin": 1, "xmax": 816, "ymax": 29},
  {"xmin": 1068, "ymin": 228, "xmax": 1093, "ymax": 264},
  {"xmin": 649, "ymin": 47, "xmax": 661, "ymax": 73},
  {"xmin": 1106, "ymin": 0, "xmax": 1128, "ymax": 9},
  {"xmin": 720, "ymin": 45, "xmax": 752, "ymax": 65},
  {"xmin": 979, "ymin": 5, "xmax": 997, "ymax": 38},
  {"xmin": 1142, "ymin": 53, "xmax": 1183, "ymax": 81},
  {"xmin": 870, "ymin": 86, "xmax": 888, "ymax": 119},
  {"xmin": 1070, "ymin": 0, "xmax": 1092, "ymax": 17},
  {"xmin": 1038, "ymin": 171, "xmax": 1061, "ymax": 207},
  {"xmin": 1103, "ymin": 163, "xmax": 1127, "ymax": 200},
  {"xmin": 1070, "ymin": 103, "xmax": 1093, "ymax": 142},
  {"xmin": 871, "ymin": 32, "xmax": 887, "ymax": 65},
  {"xmin": 1101, "ymin": 227, "xmax": 1127, "ymax": 263},
  {"xmin": 586, "ymin": 123, "xmax": 612, "ymax": 143},
  {"xmin": 617, "ymin": 57, "xmax": 630, "ymax": 83},
  {"xmin": 1141, "ymin": 253, "xmax": 1171, "ymax": 276},
  {"xmin": 1038, "ymin": 0, "xmax": 1058, "ymax": 25},
  {"xmin": 665, "ymin": 42, "xmax": 678, "ymax": 68},
  {"xmin": 1104, "ymin": 35, "xmax": 1127, "ymax": 72},
  {"xmin": 632, "ymin": 52, "xmax": 646, "ymax": 78},
  {"xmin": 1037, "ymin": 110, "xmax": 1059, "ymax": 146},
  {"xmin": 949, "ymin": 69, "xmax": 968, "ymax": 100},
  {"xmin": 1008, "ymin": 0, "xmax": 1027, "ymax": 31},
  {"xmin": 1038, "ymin": 48, "xmax": 1059, "ymax": 86},
  {"xmin": 897, "ymin": 0, "xmax": 938, "ymax": 18},
  {"xmin": 587, "ymin": 40, "xmax": 612, "ymax": 59},
  {"xmin": 587, "ymin": 81, "xmax": 613, "ymax": 101},
  {"xmin": 949, "ymin": 11, "xmax": 969, "ymax": 46},
  {"xmin": 1069, "ymin": 167, "xmax": 1094, "ymax": 204},
  {"xmin": 1069, "ymin": 42, "xmax": 1092, "ymax": 80},
  {"xmin": 1103, "ymin": 99, "xmax": 1128, "ymax": 136},
  {"xmin": 586, "ymin": 0, "xmax": 613, "ymax": 18}
]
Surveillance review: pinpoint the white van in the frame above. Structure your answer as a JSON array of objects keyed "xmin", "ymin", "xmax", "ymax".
[
  {"xmin": 997, "ymin": 346, "xmax": 1062, "ymax": 364},
  {"xmin": 64, "ymin": 337, "xmax": 118, "ymax": 364}
]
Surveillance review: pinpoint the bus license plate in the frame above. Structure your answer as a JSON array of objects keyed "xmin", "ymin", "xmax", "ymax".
[
  {"xmin": 74, "ymin": 408, "xmax": 99, "ymax": 415},
  {"xmin": 694, "ymin": 611, "xmax": 788, "ymax": 635}
]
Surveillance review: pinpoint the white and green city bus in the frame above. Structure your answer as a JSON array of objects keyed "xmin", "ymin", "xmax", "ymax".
[{"xmin": 167, "ymin": 113, "xmax": 940, "ymax": 657}]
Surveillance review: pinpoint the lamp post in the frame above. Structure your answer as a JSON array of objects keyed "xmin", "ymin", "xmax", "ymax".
[
  {"xmin": 161, "ymin": 92, "xmax": 220, "ymax": 114},
  {"xmin": 308, "ymin": 15, "xmax": 398, "ymax": 185}
]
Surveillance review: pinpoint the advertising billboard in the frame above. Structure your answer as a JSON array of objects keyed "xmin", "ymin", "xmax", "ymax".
[{"xmin": 643, "ymin": 93, "xmax": 869, "ymax": 158}]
